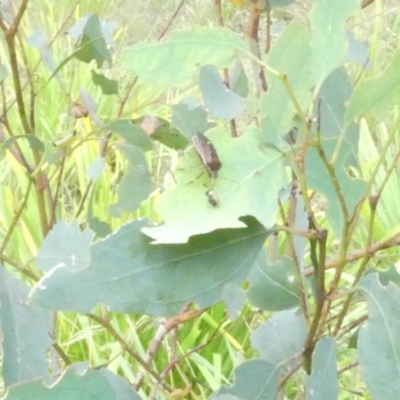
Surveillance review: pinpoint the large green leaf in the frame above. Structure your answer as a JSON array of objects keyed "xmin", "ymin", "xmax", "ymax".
[
  {"xmin": 305, "ymin": 338, "xmax": 338, "ymax": 400},
  {"xmin": 251, "ymin": 309, "xmax": 306, "ymax": 372},
  {"xmin": 345, "ymin": 46, "xmax": 400, "ymax": 126},
  {"xmin": 2, "ymin": 363, "xmax": 141, "ymax": 400},
  {"xmin": 142, "ymin": 127, "xmax": 286, "ymax": 244},
  {"xmin": 211, "ymin": 360, "xmax": 279, "ymax": 400},
  {"xmin": 29, "ymin": 218, "xmax": 268, "ymax": 317},
  {"xmin": 36, "ymin": 220, "xmax": 94, "ymax": 272},
  {"xmin": 308, "ymin": 0, "xmax": 360, "ymax": 88},
  {"xmin": 0, "ymin": 267, "xmax": 52, "ymax": 388},
  {"xmin": 123, "ymin": 27, "xmax": 249, "ymax": 87},
  {"xmin": 108, "ymin": 145, "xmax": 153, "ymax": 217},
  {"xmin": 247, "ymin": 253, "xmax": 301, "ymax": 311},
  {"xmin": 357, "ymin": 272, "xmax": 400, "ymax": 400}
]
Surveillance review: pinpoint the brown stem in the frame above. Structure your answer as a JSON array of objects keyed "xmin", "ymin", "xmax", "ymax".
[{"xmin": 246, "ymin": 0, "xmax": 268, "ymax": 92}]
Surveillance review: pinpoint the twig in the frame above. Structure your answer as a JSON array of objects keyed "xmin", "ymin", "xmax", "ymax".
[
  {"xmin": 158, "ymin": 0, "xmax": 185, "ymax": 41},
  {"xmin": 246, "ymin": 0, "xmax": 268, "ymax": 92},
  {"xmin": 87, "ymin": 313, "xmax": 173, "ymax": 393},
  {"xmin": 215, "ymin": 0, "xmax": 238, "ymax": 137}
]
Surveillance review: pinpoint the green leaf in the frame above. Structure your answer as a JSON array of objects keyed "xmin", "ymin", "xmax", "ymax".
[
  {"xmin": 26, "ymin": 30, "xmax": 57, "ymax": 73},
  {"xmin": 36, "ymin": 220, "xmax": 95, "ymax": 272},
  {"xmin": 133, "ymin": 116, "xmax": 189, "ymax": 150},
  {"xmin": 74, "ymin": 14, "xmax": 112, "ymax": 68},
  {"xmin": 270, "ymin": 0, "xmax": 295, "ymax": 7},
  {"xmin": 2, "ymin": 364, "xmax": 141, "ymax": 400},
  {"xmin": 305, "ymin": 338, "xmax": 338, "ymax": 400},
  {"xmin": 123, "ymin": 27, "xmax": 249, "ymax": 87},
  {"xmin": 318, "ymin": 68, "xmax": 356, "ymax": 140},
  {"xmin": 221, "ymin": 283, "xmax": 245, "ymax": 320},
  {"xmin": 2, "ymin": 134, "xmax": 44, "ymax": 152},
  {"xmin": 108, "ymin": 145, "xmax": 153, "ymax": 217},
  {"xmin": 345, "ymin": 46, "xmax": 400, "ymax": 126},
  {"xmin": 213, "ymin": 360, "xmax": 279, "ymax": 399},
  {"xmin": 91, "ymin": 70, "xmax": 118, "ymax": 95},
  {"xmin": 142, "ymin": 127, "xmax": 286, "ymax": 244},
  {"xmin": 308, "ymin": 0, "xmax": 360, "ymax": 87},
  {"xmin": 251, "ymin": 309, "xmax": 306, "ymax": 370},
  {"xmin": 87, "ymin": 155, "xmax": 106, "ymax": 182},
  {"xmin": 247, "ymin": 253, "xmax": 301, "ymax": 311},
  {"xmin": 107, "ymin": 119, "xmax": 153, "ymax": 151},
  {"xmin": 357, "ymin": 272, "xmax": 400, "ymax": 400},
  {"xmin": 199, "ymin": 65, "xmax": 245, "ymax": 120},
  {"xmin": 171, "ymin": 102, "xmax": 213, "ymax": 139},
  {"xmin": 260, "ymin": 21, "xmax": 314, "ymax": 139},
  {"xmin": 29, "ymin": 218, "xmax": 268, "ymax": 317},
  {"xmin": 305, "ymin": 139, "xmax": 366, "ymax": 237},
  {"xmin": 230, "ymin": 61, "xmax": 248, "ymax": 98},
  {"xmin": 0, "ymin": 267, "xmax": 52, "ymax": 387}
]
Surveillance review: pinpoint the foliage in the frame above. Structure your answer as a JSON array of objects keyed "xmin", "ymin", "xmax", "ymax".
[{"xmin": 0, "ymin": 0, "xmax": 400, "ymax": 399}]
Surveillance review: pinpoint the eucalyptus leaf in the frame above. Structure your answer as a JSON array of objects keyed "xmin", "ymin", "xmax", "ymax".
[
  {"xmin": 247, "ymin": 252, "xmax": 301, "ymax": 311},
  {"xmin": 142, "ymin": 127, "xmax": 286, "ymax": 244},
  {"xmin": 357, "ymin": 273, "xmax": 400, "ymax": 400},
  {"xmin": 0, "ymin": 267, "xmax": 52, "ymax": 388},
  {"xmin": 29, "ymin": 218, "xmax": 268, "ymax": 317},
  {"xmin": 308, "ymin": 0, "xmax": 360, "ymax": 88},
  {"xmin": 107, "ymin": 119, "xmax": 153, "ymax": 151},
  {"xmin": 305, "ymin": 338, "xmax": 338, "ymax": 400},
  {"xmin": 123, "ymin": 27, "xmax": 249, "ymax": 87},
  {"xmin": 199, "ymin": 65, "xmax": 245, "ymax": 120},
  {"xmin": 108, "ymin": 145, "xmax": 153, "ymax": 216},
  {"xmin": 212, "ymin": 360, "xmax": 279, "ymax": 400},
  {"xmin": 171, "ymin": 103, "xmax": 213, "ymax": 139},
  {"xmin": 1, "ymin": 364, "xmax": 141, "ymax": 400},
  {"xmin": 345, "ymin": 46, "xmax": 400, "ymax": 125},
  {"xmin": 251, "ymin": 309, "xmax": 306, "ymax": 372},
  {"xmin": 36, "ymin": 220, "xmax": 95, "ymax": 272},
  {"xmin": 74, "ymin": 14, "xmax": 112, "ymax": 67}
]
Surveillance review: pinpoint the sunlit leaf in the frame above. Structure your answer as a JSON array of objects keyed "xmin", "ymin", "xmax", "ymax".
[
  {"xmin": 308, "ymin": 0, "xmax": 360, "ymax": 87},
  {"xmin": 123, "ymin": 27, "xmax": 249, "ymax": 87},
  {"xmin": 345, "ymin": 46, "xmax": 400, "ymax": 125},
  {"xmin": 142, "ymin": 127, "xmax": 286, "ymax": 243}
]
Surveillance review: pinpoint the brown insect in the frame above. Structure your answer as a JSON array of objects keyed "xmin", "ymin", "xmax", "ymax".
[{"xmin": 192, "ymin": 132, "xmax": 222, "ymax": 178}]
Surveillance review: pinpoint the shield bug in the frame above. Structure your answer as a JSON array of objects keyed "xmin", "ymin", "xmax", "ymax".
[{"xmin": 192, "ymin": 132, "xmax": 222, "ymax": 178}]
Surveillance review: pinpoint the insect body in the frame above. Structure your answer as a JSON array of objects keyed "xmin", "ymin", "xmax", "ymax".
[{"xmin": 192, "ymin": 132, "xmax": 222, "ymax": 178}]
